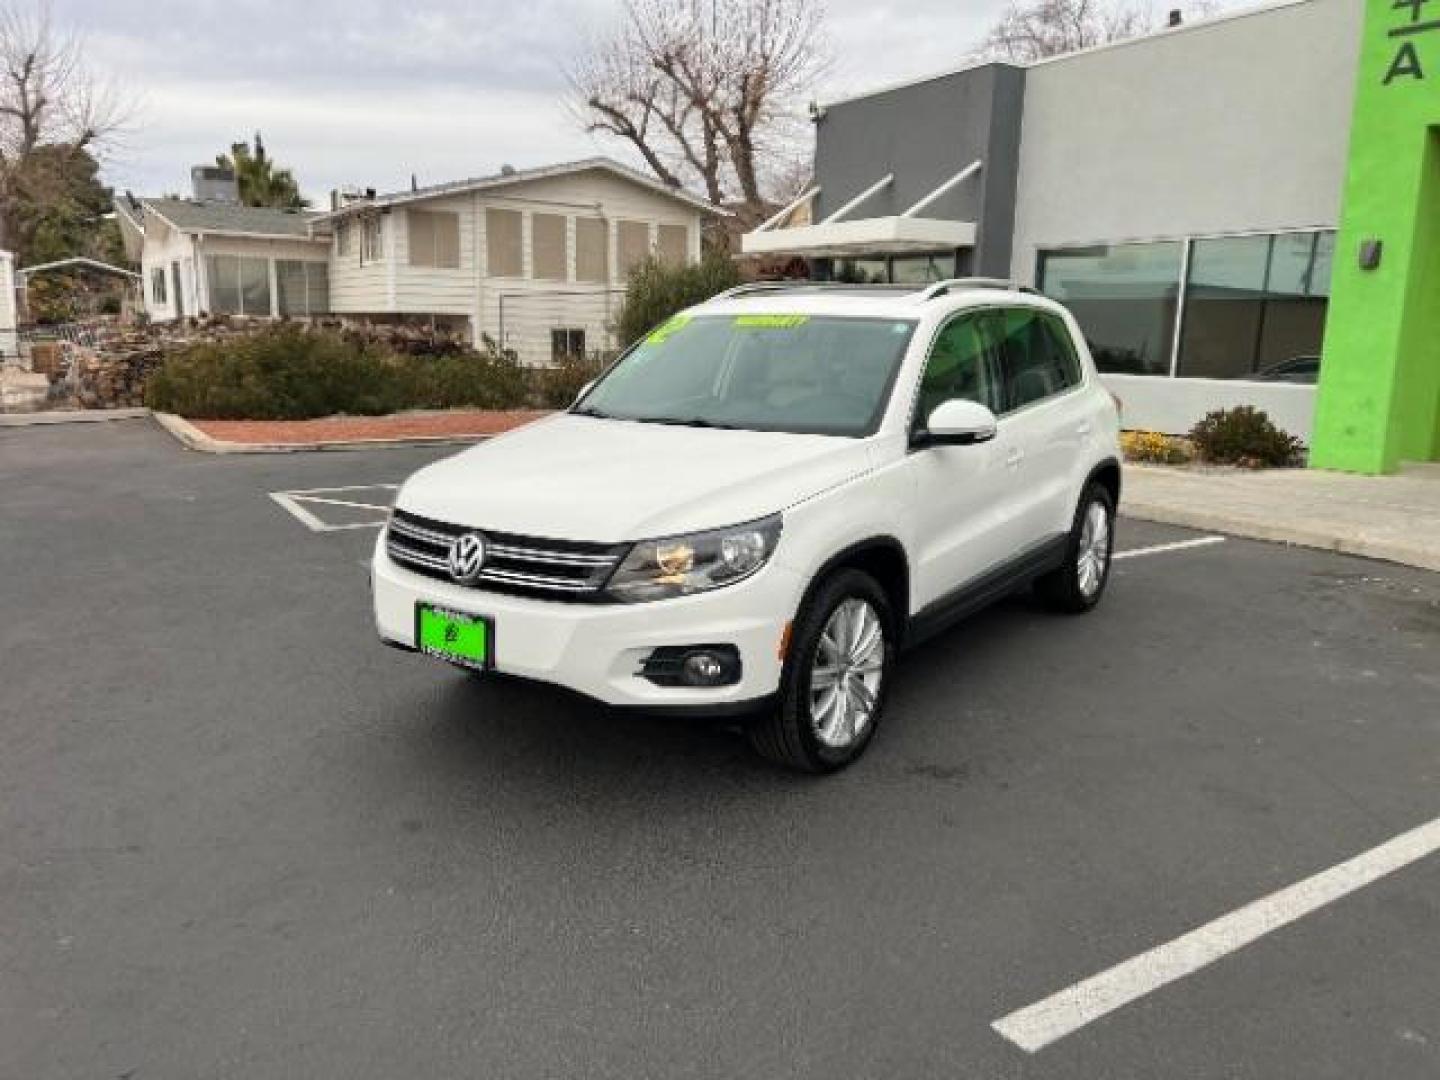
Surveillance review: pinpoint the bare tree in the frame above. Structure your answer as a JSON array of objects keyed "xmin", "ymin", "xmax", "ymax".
[
  {"xmin": 568, "ymin": 0, "xmax": 826, "ymax": 228},
  {"xmin": 973, "ymin": 0, "xmax": 1154, "ymax": 62},
  {"xmin": 0, "ymin": 1, "xmax": 130, "ymax": 253}
]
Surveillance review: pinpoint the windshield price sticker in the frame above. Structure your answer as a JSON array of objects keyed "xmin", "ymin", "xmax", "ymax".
[
  {"xmin": 734, "ymin": 314, "xmax": 810, "ymax": 329},
  {"xmin": 647, "ymin": 315, "xmax": 692, "ymax": 345}
]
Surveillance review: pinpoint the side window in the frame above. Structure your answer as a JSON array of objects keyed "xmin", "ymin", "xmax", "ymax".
[
  {"xmin": 914, "ymin": 314, "xmax": 1002, "ymax": 427},
  {"xmin": 990, "ymin": 308, "xmax": 1082, "ymax": 412}
]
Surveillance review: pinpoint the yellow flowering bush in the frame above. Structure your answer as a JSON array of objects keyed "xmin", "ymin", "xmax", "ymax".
[{"xmin": 1120, "ymin": 429, "xmax": 1193, "ymax": 465}]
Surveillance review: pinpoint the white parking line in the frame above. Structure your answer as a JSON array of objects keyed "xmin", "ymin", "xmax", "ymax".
[
  {"xmin": 1114, "ymin": 536, "xmax": 1226, "ymax": 561},
  {"xmin": 992, "ymin": 813, "xmax": 1440, "ymax": 1053},
  {"xmin": 269, "ymin": 485, "xmax": 395, "ymax": 533}
]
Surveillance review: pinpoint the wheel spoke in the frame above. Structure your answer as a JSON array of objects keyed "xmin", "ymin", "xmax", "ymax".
[{"xmin": 808, "ymin": 596, "xmax": 888, "ymax": 749}]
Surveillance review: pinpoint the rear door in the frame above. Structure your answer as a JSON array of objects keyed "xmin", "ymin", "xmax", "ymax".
[{"xmin": 985, "ymin": 307, "xmax": 1091, "ymax": 543}]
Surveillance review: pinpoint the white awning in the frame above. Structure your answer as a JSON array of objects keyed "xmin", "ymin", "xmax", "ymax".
[{"xmin": 741, "ymin": 215, "xmax": 977, "ymax": 258}]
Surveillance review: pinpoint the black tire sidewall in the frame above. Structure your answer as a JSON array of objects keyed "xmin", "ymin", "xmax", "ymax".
[
  {"xmin": 779, "ymin": 569, "xmax": 896, "ymax": 771},
  {"xmin": 1067, "ymin": 483, "xmax": 1116, "ymax": 610}
]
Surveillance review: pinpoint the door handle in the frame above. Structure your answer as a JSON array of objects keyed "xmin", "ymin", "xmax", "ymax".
[
  {"xmin": 1004, "ymin": 447, "xmax": 1024, "ymax": 468},
  {"xmin": 1077, "ymin": 421, "xmax": 1093, "ymax": 436}
]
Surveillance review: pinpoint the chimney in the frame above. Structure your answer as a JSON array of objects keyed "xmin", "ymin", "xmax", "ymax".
[
  {"xmin": 191, "ymin": 164, "xmax": 239, "ymax": 203},
  {"xmin": 329, "ymin": 185, "xmax": 372, "ymax": 211},
  {"xmin": 1167, "ymin": 9, "xmax": 1183, "ymax": 27}
]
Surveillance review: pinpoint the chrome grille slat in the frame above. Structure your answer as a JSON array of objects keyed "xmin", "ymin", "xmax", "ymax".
[{"xmin": 385, "ymin": 509, "xmax": 626, "ymax": 603}]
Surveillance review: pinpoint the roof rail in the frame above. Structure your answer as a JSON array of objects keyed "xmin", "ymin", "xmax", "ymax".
[
  {"xmin": 919, "ymin": 277, "xmax": 1036, "ymax": 300},
  {"xmin": 711, "ymin": 281, "xmax": 916, "ymax": 301}
]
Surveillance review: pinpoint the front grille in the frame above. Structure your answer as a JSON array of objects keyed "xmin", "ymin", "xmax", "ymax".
[{"xmin": 386, "ymin": 509, "xmax": 629, "ymax": 603}]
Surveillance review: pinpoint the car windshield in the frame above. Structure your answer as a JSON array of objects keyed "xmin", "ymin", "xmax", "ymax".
[{"xmin": 574, "ymin": 314, "xmax": 918, "ymax": 437}]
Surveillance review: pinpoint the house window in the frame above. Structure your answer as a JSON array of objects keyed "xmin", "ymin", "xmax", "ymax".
[
  {"xmin": 277, "ymin": 261, "xmax": 330, "ymax": 316},
  {"xmin": 486, "ymin": 208, "xmax": 523, "ymax": 277},
  {"xmin": 617, "ymin": 220, "xmax": 650, "ymax": 277},
  {"xmin": 206, "ymin": 255, "xmax": 272, "ymax": 317},
  {"xmin": 575, "ymin": 218, "xmax": 608, "ymax": 283},
  {"xmin": 532, "ymin": 213, "xmax": 567, "ymax": 281},
  {"xmin": 1037, "ymin": 241, "xmax": 1184, "ymax": 376},
  {"xmin": 407, "ymin": 209, "xmax": 460, "ymax": 269},
  {"xmin": 359, "ymin": 216, "xmax": 384, "ymax": 264},
  {"xmin": 1176, "ymin": 231, "xmax": 1334, "ymax": 381},
  {"xmin": 551, "ymin": 328, "xmax": 586, "ymax": 363},
  {"xmin": 657, "ymin": 223, "xmax": 688, "ymax": 265},
  {"xmin": 335, "ymin": 220, "xmax": 351, "ymax": 257},
  {"xmin": 150, "ymin": 267, "xmax": 167, "ymax": 305}
]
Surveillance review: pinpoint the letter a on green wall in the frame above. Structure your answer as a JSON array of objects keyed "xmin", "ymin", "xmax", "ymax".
[{"xmin": 1311, "ymin": 0, "xmax": 1440, "ymax": 473}]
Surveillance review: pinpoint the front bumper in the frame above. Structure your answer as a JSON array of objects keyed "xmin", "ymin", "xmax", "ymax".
[{"xmin": 371, "ymin": 532, "xmax": 799, "ymax": 709}]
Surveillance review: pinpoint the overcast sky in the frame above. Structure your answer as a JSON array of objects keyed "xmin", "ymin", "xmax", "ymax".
[{"xmin": 73, "ymin": 0, "xmax": 1231, "ymax": 201}]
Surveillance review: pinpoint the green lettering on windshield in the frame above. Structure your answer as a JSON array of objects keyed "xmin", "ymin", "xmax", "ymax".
[
  {"xmin": 734, "ymin": 314, "xmax": 810, "ymax": 329},
  {"xmin": 646, "ymin": 314, "xmax": 691, "ymax": 345}
]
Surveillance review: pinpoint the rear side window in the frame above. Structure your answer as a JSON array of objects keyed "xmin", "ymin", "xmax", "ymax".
[
  {"xmin": 989, "ymin": 309, "xmax": 1082, "ymax": 412},
  {"xmin": 914, "ymin": 313, "xmax": 1003, "ymax": 425}
]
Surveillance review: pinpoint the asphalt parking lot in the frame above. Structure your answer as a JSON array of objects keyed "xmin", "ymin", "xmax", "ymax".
[{"xmin": 3, "ymin": 417, "xmax": 1438, "ymax": 1079}]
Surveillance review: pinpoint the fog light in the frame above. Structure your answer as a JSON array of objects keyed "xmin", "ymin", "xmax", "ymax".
[
  {"xmin": 638, "ymin": 645, "xmax": 742, "ymax": 688},
  {"xmin": 683, "ymin": 652, "xmax": 726, "ymax": 685}
]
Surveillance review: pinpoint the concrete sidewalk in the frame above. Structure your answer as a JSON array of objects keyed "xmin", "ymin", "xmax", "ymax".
[{"xmin": 1124, "ymin": 463, "xmax": 1440, "ymax": 572}]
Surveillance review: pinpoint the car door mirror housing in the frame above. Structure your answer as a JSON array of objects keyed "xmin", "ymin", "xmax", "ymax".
[{"xmin": 913, "ymin": 399, "xmax": 999, "ymax": 448}]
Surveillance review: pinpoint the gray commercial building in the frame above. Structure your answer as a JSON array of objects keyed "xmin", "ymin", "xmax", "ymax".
[{"xmin": 743, "ymin": 0, "xmax": 1364, "ymax": 441}]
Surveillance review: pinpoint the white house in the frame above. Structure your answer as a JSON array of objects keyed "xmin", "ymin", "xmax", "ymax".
[
  {"xmin": 115, "ymin": 170, "xmax": 331, "ymax": 325},
  {"xmin": 316, "ymin": 158, "xmax": 715, "ymax": 364}
]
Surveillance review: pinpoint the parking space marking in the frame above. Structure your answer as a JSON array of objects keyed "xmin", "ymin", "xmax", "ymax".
[
  {"xmin": 992, "ymin": 814, "xmax": 1440, "ymax": 1054},
  {"xmin": 270, "ymin": 484, "xmax": 397, "ymax": 533},
  {"xmin": 1114, "ymin": 536, "xmax": 1226, "ymax": 561}
]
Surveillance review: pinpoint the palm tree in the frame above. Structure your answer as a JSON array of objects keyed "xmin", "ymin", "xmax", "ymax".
[{"xmin": 216, "ymin": 132, "xmax": 307, "ymax": 209}]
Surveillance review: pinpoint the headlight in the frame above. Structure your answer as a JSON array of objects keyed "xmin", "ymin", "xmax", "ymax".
[{"xmin": 606, "ymin": 515, "xmax": 783, "ymax": 603}]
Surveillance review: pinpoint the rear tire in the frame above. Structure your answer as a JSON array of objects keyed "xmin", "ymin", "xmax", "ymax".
[
  {"xmin": 1035, "ymin": 481, "xmax": 1116, "ymax": 614},
  {"xmin": 748, "ymin": 569, "xmax": 896, "ymax": 773}
]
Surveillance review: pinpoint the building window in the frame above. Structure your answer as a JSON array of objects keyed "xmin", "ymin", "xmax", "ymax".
[
  {"xmin": 277, "ymin": 261, "xmax": 330, "ymax": 316},
  {"xmin": 532, "ymin": 213, "xmax": 567, "ymax": 281},
  {"xmin": 150, "ymin": 267, "xmax": 167, "ymax": 305},
  {"xmin": 486, "ymin": 208, "xmax": 523, "ymax": 277},
  {"xmin": 617, "ymin": 220, "xmax": 650, "ymax": 277},
  {"xmin": 206, "ymin": 255, "xmax": 271, "ymax": 317},
  {"xmin": 834, "ymin": 257, "xmax": 889, "ymax": 284},
  {"xmin": 575, "ymin": 218, "xmax": 608, "ymax": 283},
  {"xmin": 407, "ymin": 209, "xmax": 460, "ymax": 268},
  {"xmin": 1176, "ymin": 231, "xmax": 1334, "ymax": 381},
  {"xmin": 551, "ymin": 328, "xmax": 586, "ymax": 363},
  {"xmin": 335, "ymin": 220, "xmax": 351, "ymax": 257},
  {"xmin": 1037, "ymin": 241, "xmax": 1184, "ymax": 376},
  {"xmin": 359, "ymin": 216, "xmax": 384, "ymax": 264},
  {"xmin": 891, "ymin": 252, "xmax": 957, "ymax": 284},
  {"xmin": 657, "ymin": 223, "xmax": 688, "ymax": 265}
]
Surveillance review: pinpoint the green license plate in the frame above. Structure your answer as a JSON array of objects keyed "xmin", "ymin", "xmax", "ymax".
[{"xmin": 415, "ymin": 604, "xmax": 492, "ymax": 670}]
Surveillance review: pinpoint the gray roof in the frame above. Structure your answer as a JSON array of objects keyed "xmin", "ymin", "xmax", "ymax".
[
  {"xmin": 141, "ymin": 198, "xmax": 327, "ymax": 239},
  {"xmin": 314, "ymin": 156, "xmax": 722, "ymax": 222}
]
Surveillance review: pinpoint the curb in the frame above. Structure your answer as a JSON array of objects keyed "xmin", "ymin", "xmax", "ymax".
[
  {"xmin": 1123, "ymin": 500, "xmax": 1440, "ymax": 574},
  {"xmin": 151, "ymin": 412, "xmax": 490, "ymax": 454},
  {"xmin": 0, "ymin": 407, "xmax": 150, "ymax": 427}
]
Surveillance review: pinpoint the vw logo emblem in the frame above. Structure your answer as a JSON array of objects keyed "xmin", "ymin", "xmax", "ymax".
[{"xmin": 447, "ymin": 532, "xmax": 488, "ymax": 584}]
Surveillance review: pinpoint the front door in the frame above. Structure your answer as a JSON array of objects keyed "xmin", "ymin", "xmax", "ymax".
[
  {"xmin": 905, "ymin": 311, "xmax": 1026, "ymax": 610},
  {"xmin": 172, "ymin": 263, "xmax": 184, "ymax": 319}
]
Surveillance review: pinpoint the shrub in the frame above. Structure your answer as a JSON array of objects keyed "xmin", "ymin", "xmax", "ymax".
[
  {"xmin": 616, "ymin": 250, "xmax": 743, "ymax": 346},
  {"xmin": 1120, "ymin": 429, "xmax": 1193, "ymax": 465},
  {"xmin": 532, "ymin": 349, "xmax": 612, "ymax": 409},
  {"xmin": 1188, "ymin": 406, "xmax": 1303, "ymax": 468},
  {"xmin": 145, "ymin": 325, "xmax": 530, "ymax": 419}
]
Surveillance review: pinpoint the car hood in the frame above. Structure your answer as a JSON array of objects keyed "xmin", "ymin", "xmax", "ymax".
[{"xmin": 396, "ymin": 413, "xmax": 875, "ymax": 542}]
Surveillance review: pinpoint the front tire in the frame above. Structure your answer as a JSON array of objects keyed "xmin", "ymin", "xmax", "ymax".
[
  {"xmin": 1035, "ymin": 481, "xmax": 1116, "ymax": 613},
  {"xmin": 748, "ymin": 569, "xmax": 896, "ymax": 773}
]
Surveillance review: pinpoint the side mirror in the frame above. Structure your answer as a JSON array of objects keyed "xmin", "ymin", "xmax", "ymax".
[
  {"xmin": 573, "ymin": 380, "xmax": 596, "ymax": 406},
  {"xmin": 913, "ymin": 399, "xmax": 998, "ymax": 448}
]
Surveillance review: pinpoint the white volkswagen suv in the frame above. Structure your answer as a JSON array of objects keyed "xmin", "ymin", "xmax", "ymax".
[{"xmin": 372, "ymin": 280, "xmax": 1121, "ymax": 771}]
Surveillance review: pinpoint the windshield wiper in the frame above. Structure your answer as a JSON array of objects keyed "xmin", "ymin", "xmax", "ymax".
[
  {"xmin": 636, "ymin": 416, "xmax": 744, "ymax": 430},
  {"xmin": 570, "ymin": 405, "xmax": 614, "ymax": 420}
]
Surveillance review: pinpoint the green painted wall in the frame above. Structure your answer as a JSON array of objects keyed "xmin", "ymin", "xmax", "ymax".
[{"xmin": 1311, "ymin": 0, "xmax": 1440, "ymax": 473}]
